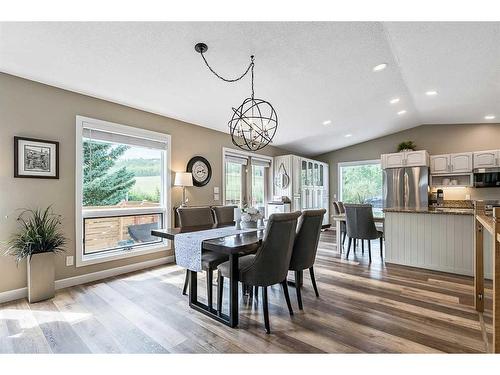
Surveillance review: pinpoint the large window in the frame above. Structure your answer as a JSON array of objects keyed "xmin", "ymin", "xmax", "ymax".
[
  {"xmin": 223, "ymin": 149, "xmax": 271, "ymax": 213},
  {"xmin": 76, "ymin": 116, "xmax": 170, "ymax": 266},
  {"xmin": 338, "ymin": 160, "xmax": 383, "ymax": 214}
]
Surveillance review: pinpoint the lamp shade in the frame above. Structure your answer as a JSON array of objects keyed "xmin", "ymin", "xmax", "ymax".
[{"xmin": 174, "ymin": 172, "xmax": 193, "ymax": 187}]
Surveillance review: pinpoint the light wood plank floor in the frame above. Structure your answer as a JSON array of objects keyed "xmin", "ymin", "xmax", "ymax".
[{"xmin": 0, "ymin": 230, "xmax": 491, "ymax": 353}]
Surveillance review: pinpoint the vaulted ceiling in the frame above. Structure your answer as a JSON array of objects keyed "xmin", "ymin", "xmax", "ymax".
[{"xmin": 1, "ymin": 22, "xmax": 499, "ymax": 156}]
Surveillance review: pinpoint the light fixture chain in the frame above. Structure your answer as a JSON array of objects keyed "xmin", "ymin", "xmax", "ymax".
[{"xmin": 200, "ymin": 51, "xmax": 254, "ymax": 83}]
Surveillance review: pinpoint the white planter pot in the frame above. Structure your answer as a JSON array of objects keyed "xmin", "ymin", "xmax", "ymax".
[
  {"xmin": 241, "ymin": 221, "xmax": 258, "ymax": 229},
  {"xmin": 27, "ymin": 252, "xmax": 55, "ymax": 303}
]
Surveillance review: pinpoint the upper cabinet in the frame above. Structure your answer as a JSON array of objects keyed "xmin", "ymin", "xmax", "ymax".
[
  {"xmin": 430, "ymin": 152, "xmax": 473, "ymax": 174},
  {"xmin": 473, "ymin": 150, "xmax": 500, "ymax": 169},
  {"xmin": 382, "ymin": 150, "xmax": 429, "ymax": 169}
]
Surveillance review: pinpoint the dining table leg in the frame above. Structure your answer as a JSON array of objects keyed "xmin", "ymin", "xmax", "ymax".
[{"xmin": 229, "ymin": 253, "xmax": 240, "ymax": 328}]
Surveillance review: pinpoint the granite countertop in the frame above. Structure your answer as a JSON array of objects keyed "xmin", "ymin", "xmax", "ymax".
[{"xmin": 383, "ymin": 207, "xmax": 474, "ymax": 215}]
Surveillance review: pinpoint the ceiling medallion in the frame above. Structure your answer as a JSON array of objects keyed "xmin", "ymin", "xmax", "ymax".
[{"xmin": 195, "ymin": 42, "xmax": 277, "ymax": 151}]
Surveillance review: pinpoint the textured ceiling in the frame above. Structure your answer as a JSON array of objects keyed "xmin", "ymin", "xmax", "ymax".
[{"xmin": 1, "ymin": 22, "xmax": 499, "ymax": 156}]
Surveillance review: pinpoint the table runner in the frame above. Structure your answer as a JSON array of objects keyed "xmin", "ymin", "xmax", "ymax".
[{"xmin": 174, "ymin": 227, "xmax": 260, "ymax": 272}]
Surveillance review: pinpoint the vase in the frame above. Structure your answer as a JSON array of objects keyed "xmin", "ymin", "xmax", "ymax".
[
  {"xmin": 241, "ymin": 221, "xmax": 257, "ymax": 229},
  {"xmin": 27, "ymin": 252, "xmax": 55, "ymax": 303}
]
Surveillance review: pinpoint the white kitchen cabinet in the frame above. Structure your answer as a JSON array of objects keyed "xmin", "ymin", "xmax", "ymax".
[
  {"xmin": 405, "ymin": 150, "xmax": 429, "ymax": 167},
  {"xmin": 381, "ymin": 150, "xmax": 429, "ymax": 169},
  {"xmin": 430, "ymin": 152, "xmax": 473, "ymax": 174},
  {"xmin": 473, "ymin": 150, "xmax": 499, "ymax": 169},
  {"xmin": 450, "ymin": 152, "xmax": 473, "ymax": 173},
  {"xmin": 430, "ymin": 155, "xmax": 450, "ymax": 174}
]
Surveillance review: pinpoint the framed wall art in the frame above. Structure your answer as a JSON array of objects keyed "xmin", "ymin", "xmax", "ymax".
[{"xmin": 14, "ymin": 137, "xmax": 59, "ymax": 179}]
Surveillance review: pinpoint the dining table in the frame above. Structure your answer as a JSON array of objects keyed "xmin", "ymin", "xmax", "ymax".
[
  {"xmin": 331, "ymin": 212, "xmax": 385, "ymax": 252},
  {"xmin": 151, "ymin": 224, "xmax": 265, "ymax": 328}
]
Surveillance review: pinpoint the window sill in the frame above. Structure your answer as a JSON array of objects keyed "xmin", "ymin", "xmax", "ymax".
[{"xmin": 76, "ymin": 241, "xmax": 171, "ymax": 267}]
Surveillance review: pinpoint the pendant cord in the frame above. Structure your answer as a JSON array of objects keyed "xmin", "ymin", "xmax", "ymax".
[{"xmin": 200, "ymin": 51, "xmax": 255, "ymax": 97}]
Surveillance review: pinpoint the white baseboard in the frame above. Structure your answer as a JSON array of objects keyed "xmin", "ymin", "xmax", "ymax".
[{"xmin": 0, "ymin": 256, "xmax": 174, "ymax": 305}]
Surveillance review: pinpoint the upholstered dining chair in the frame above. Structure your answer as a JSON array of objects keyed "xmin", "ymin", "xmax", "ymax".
[
  {"xmin": 332, "ymin": 202, "xmax": 347, "ymax": 250},
  {"xmin": 344, "ymin": 204, "xmax": 383, "ymax": 262},
  {"xmin": 212, "ymin": 205, "xmax": 237, "ymax": 226},
  {"xmin": 217, "ymin": 211, "xmax": 301, "ymax": 334},
  {"xmin": 177, "ymin": 207, "xmax": 228, "ymax": 310},
  {"xmin": 289, "ymin": 209, "xmax": 326, "ymax": 310}
]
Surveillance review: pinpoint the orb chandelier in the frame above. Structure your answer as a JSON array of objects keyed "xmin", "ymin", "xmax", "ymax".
[{"xmin": 195, "ymin": 42, "xmax": 277, "ymax": 151}]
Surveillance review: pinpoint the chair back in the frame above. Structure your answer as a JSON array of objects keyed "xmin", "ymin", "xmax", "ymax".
[
  {"xmin": 337, "ymin": 201, "xmax": 346, "ymax": 213},
  {"xmin": 332, "ymin": 201, "xmax": 341, "ymax": 215},
  {"xmin": 128, "ymin": 222, "xmax": 160, "ymax": 243},
  {"xmin": 177, "ymin": 207, "xmax": 214, "ymax": 227},
  {"xmin": 212, "ymin": 205, "xmax": 237, "ymax": 225},
  {"xmin": 344, "ymin": 204, "xmax": 379, "ymax": 240},
  {"xmin": 289, "ymin": 209, "xmax": 326, "ymax": 271},
  {"xmin": 240, "ymin": 211, "xmax": 301, "ymax": 287}
]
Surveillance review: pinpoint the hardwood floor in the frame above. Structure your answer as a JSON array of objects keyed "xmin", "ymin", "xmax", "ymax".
[{"xmin": 0, "ymin": 230, "xmax": 491, "ymax": 353}]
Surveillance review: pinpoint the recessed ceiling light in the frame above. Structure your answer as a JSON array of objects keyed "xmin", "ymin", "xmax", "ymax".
[
  {"xmin": 397, "ymin": 110, "xmax": 407, "ymax": 115},
  {"xmin": 322, "ymin": 120, "xmax": 332, "ymax": 126},
  {"xmin": 484, "ymin": 115, "xmax": 496, "ymax": 120},
  {"xmin": 344, "ymin": 134, "xmax": 352, "ymax": 138},
  {"xmin": 389, "ymin": 98, "xmax": 400, "ymax": 104},
  {"xmin": 426, "ymin": 90, "xmax": 438, "ymax": 96},
  {"xmin": 372, "ymin": 63, "xmax": 388, "ymax": 72}
]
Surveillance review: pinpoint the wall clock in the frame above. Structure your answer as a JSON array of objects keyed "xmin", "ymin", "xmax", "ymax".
[{"xmin": 187, "ymin": 156, "xmax": 212, "ymax": 187}]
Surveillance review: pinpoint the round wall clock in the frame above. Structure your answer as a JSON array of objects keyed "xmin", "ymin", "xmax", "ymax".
[{"xmin": 187, "ymin": 156, "xmax": 212, "ymax": 187}]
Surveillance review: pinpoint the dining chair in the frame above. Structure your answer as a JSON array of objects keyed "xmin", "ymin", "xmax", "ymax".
[
  {"xmin": 344, "ymin": 204, "xmax": 383, "ymax": 262},
  {"xmin": 332, "ymin": 202, "xmax": 347, "ymax": 250},
  {"xmin": 289, "ymin": 209, "xmax": 326, "ymax": 310},
  {"xmin": 212, "ymin": 205, "xmax": 237, "ymax": 225},
  {"xmin": 216, "ymin": 211, "xmax": 301, "ymax": 334},
  {"xmin": 177, "ymin": 207, "xmax": 228, "ymax": 310}
]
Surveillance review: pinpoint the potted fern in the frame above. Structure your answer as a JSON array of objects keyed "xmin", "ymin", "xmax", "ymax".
[
  {"xmin": 397, "ymin": 140, "xmax": 417, "ymax": 152},
  {"xmin": 6, "ymin": 206, "xmax": 66, "ymax": 303}
]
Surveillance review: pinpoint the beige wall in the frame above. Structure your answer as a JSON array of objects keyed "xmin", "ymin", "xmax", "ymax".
[
  {"xmin": 0, "ymin": 73, "xmax": 286, "ymax": 294},
  {"xmin": 316, "ymin": 123, "xmax": 500, "ymax": 208}
]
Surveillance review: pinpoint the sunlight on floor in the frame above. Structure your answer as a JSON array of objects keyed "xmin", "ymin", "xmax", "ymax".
[{"xmin": 0, "ymin": 309, "xmax": 92, "ymax": 328}]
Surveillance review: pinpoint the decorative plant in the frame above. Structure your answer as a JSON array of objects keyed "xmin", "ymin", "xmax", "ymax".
[
  {"xmin": 6, "ymin": 206, "xmax": 67, "ymax": 264},
  {"xmin": 397, "ymin": 140, "xmax": 416, "ymax": 152},
  {"xmin": 241, "ymin": 206, "xmax": 264, "ymax": 222}
]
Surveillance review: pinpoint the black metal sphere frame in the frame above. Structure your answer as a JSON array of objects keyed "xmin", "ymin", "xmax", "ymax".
[{"xmin": 194, "ymin": 42, "xmax": 278, "ymax": 152}]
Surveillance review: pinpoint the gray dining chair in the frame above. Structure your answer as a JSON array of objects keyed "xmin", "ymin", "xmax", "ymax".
[
  {"xmin": 177, "ymin": 207, "xmax": 228, "ymax": 310},
  {"xmin": 344, "ymin": 204, "xmax": 383, "ymax": 262},
  {"xmin": 332, "ymin": 202, "xmax": 347, "ymax": 250},
  {"xmin": 289, "ymin": 209, "xmax": 326, "ymax": 310},
  {"xmin": 217, "ymin": 211, "xmax": 301, "ymax": 334},
  {"xmin": 212, "ymin": 205, "xmax": 237, "ymax": 225}
]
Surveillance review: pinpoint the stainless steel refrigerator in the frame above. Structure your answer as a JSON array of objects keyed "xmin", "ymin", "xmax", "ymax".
[{"xmin": 383, "ymin": 167, "xmax": 429, "ymax": 208}]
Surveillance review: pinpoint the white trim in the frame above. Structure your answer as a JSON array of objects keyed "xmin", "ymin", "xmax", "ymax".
[
  {"xmin": 337, "ymin": 158, "xmax": 381, "ymax": 202},
  {"xmin": 221, "ymin": 147, "xmax": 274, "ymax": 206},
  {"xmin": 0, "ymin": 256, "xmax": 174, "ymax": 305},
  {"xmin": 75, "ymin": 115, "xmax": 172, "ymax": 267}
]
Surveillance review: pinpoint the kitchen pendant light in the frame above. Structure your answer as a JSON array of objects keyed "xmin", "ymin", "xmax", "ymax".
[{"xmin": 195, "ymin": 42, "xmax": 277, "ymax": 151}]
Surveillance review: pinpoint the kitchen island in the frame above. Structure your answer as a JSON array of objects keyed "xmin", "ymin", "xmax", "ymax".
[{"xmin": 384, "ymin": 207, "xmax": 492, "ymax": 277}]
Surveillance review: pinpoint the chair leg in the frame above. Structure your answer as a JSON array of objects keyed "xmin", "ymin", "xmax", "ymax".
[
  {"xmin": 217, "ymin": 273, "xmax": 224, "ymax": 315},
  {"xmin": 346, "ymin": 237, "xmax": 352, "ymax": 258},
  {"xmin": 182, "ymin": 270, "xmax": 189, "ymax": 295},
  {"xmin": 263, "ymin": 286, "xmax": 270, "ymax": 334},
  {"xmin": 368, "ymin": 240, "xmax": 372, "ymax": 263},
  {"xmin": 361, "ymin": 239, "xmax": 365, "ymax": 254},
  {"xmin": 380, "ymin": 237, "xmax": 384, "ymax": 259},
  {"xmin": 206, "ymin": 270, "xmax": 213, "ymax": 310},
  {"xmin": 354, "ymin": 238, "xmax": 357, "ymax": 251},
  {"xmin": 281, "ymin": 281, "xmax": 294, "ymax": 315},
  {"xmin": 254, "ymin": 285, "xmax": 259, "ymax": 300},
  {"xmin": 309, "ymin": 267, "xmax": 319, "ymax": 297},
  {"xmin": 342, "ymin": 231, "xmax": 347, "ymax": 246},
  {"xmin": 295, "ymin": 271, "xmax": 303, "ymax": 310}
]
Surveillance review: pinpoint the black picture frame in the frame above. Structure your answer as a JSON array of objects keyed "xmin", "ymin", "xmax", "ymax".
[
  {"xmin": 14, "ymin": 136, "xmax": 60, "ymax": 179},
  {"xmin": 187, "ymin": 156, "xmax": 212, "ymax": 187}
]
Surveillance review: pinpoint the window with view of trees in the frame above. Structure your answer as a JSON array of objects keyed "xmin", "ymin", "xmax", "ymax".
[
  {"xmin": 339, "ymin": 161, "xmax": 383, "ymax": 214},
  {"xmin": 76, "ymin": 117, "xmax": 169, "ymax": 265}
]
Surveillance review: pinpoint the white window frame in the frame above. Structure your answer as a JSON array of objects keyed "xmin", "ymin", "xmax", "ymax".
[
  {"xmin": 221, "ymin": 147, "xmax": 273, "ymax": 208},
  {"xmin": 337, "ymin": 159, "xmax": 381, "ymax": 202},
  {"xmin": 75, "ymin": 115, "xmax": 171, "ymax": 267}
]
